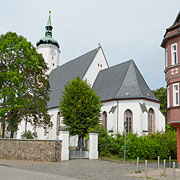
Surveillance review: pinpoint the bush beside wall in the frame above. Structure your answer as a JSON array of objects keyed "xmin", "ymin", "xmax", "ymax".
[{"xmin": 97, "ymin": 126, "xmax": 177, "ymax": 160}]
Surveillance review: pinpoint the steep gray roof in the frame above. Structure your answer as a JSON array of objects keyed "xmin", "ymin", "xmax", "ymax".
[
  {"xmin": 48, "ymin": 47, "xmax": 100, "ymax": 109},
  {"xmin": 93, "ymin": 60, "xmax": 159, "ymax": 102}
]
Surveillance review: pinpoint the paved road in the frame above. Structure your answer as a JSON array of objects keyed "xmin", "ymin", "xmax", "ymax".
[
  {"xmin": 0, "ymin": 164, "xmax": 79, "ymax": 180},
  {"xmin": 0, "ymin": 159, "xmax": 179, "ymax": 180},
  {"xmin": 0, "ymin": 159, "xmax": 145, "ymax": 180}
]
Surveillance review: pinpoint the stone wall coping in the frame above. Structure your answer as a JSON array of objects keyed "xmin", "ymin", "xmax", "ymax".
[{"xmin": 0, "ymin": 138, "xmax": 62, "ymax": 142}]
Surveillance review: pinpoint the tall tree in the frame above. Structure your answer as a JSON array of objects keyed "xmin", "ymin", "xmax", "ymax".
[
  {"xmin": 59, "ymin": 77, "xmax": 101, "ymax": 149},
  {"xmin": 0, "ymin": 32, "xmax": 51, "ymax": 138},
  {"xmin": 153, "ymin": 87, "xmax": 167, "ymax": 122}
]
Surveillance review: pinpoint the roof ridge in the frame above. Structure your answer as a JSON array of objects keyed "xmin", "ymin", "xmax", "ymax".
[
  {"xmin": 112, "ymin": 60, "xmax": 132, "ymax": 99},
  {"xmin": 50, "ymin": 47, "xmax": 99, "ymax": 75},
  {"xmin": 130, "ymin": 61, "xmax": 144, "ymax": 97},
  {"xmin": 98, "ymin": 59, "xmax": 133, "ymax": 74},
  {"xmin": 133, "ymin": 62, "xmax": 159, "ymax": 102}
]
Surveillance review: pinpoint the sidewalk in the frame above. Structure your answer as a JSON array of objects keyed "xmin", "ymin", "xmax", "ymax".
[{"xmin": 128, "ymin": 168, "xmax": 180, "ymax": 179}]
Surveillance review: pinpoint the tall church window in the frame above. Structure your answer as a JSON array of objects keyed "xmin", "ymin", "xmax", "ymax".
[
  {"xmin": 102, "ymin": 111, "xmax": 107, "ymax": 129},
  {"xmin": 173, "ymin": 83, "xmax": 179, "ymax": 106},
  {"xmin": 56, "ymin": 112, "xmax": 60, "ymax": 136},
  {"xmin": 148, "ymin": 108, "xmax": 155, "ymax": 134},
  {"xmin": 124, "ymin": 109, "xmax": 132, "ymax": 133},
  {"xmin": 171, "ymin": 43, "xmax": 178, "ymax": 65}
]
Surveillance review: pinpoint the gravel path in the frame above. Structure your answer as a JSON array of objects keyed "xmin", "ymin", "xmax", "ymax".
[{"xmin": 0, "ymin": 159, "xmax": 179, "ymax": 180}]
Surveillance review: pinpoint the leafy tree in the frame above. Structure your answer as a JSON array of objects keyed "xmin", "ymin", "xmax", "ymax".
[
  {"xmin": 0, "ymin": 32, "xmax": 51, "ymax": 138},
  {"xmin": 59, "ymin": 77, "xmax": 101, "ymax": 149},
  {"xmin": 153, "ymin": 87, "xmax": 167, "ymax": 122}
]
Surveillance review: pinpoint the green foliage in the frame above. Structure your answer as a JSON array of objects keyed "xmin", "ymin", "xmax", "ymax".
[
  {"xmin": 153, "ymin": 87, "xmax": 167, "ymax": 121},
  {"xmin": 98, "ymin": 127, "xmax": 177, "ymax": 160},
  {"xmin": 21, "ymin": 130, "xmax": 36, "ymax": 139},
  {"xmin": 59, "ymin": 77, "xmax": 101, "ymax": 138},
  {"xmin": 0, "ymin": 32, "xmax": 51, "ymax": 138}
]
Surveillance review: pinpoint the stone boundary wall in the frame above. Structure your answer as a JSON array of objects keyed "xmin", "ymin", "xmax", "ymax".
[{"xmin": 0, "ymin": 139, "xmax": 62, "ymax": 162}]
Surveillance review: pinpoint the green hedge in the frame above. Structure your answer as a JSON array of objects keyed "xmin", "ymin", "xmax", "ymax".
[{"xmin": 96, "ymin": 125, "xmax": 177, "ymax": 160}]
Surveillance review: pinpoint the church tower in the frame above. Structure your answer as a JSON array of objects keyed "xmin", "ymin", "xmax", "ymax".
[
  {"xmin": 36, "ymin": 11, "xmax": 60, "ymax": 74},
  {"xmin": 161, "ymin": 11, "xmax": 180, "ymax": 164}
]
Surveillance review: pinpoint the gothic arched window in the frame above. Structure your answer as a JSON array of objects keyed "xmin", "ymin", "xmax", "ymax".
[
  {"xmin": 124, "ymin": 109, "xmax": 133, "ymax": 133},
  {"xmin": 102, "ymin": 111, "xmax": 107, "ymax": 129},
  {"xmin": 148, "ymin": 108, "xmax": 155, "ymax": 134}
]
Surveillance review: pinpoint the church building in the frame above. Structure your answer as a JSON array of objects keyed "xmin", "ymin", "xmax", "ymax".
[{"xmin": 17, "ymin": 12, "xmax": 165, "ymax": 140}]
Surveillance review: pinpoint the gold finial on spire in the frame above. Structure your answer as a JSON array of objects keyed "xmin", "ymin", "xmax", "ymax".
[{"xmin": 49, "ymin": 10, "xmax": 51, "ymax": 14}]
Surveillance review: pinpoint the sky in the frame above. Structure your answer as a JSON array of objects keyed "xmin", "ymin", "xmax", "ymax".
[{"xmin": 0, "ymin": 0, "xmax": 180, "ymax": 90}]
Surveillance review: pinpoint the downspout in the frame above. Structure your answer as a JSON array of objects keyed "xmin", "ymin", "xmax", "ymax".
[{"xmin": 117, "ymin": 101, "xmax": 119, "ymax": 134}]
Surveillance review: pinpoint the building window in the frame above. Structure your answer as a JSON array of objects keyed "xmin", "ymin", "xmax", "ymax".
[
  {"xmin": 167, "ymin": 86, "xmax": 170, "ymax": 108},
  {"xmin": 171, "ymin": 43, "xmax": 178, "ymax": 65},
  {"xmin": 173, "ymin": 83, "xmax": 179, "ymax": 106},
  {"xmin": 56, "ymin": 112, "xmax": 60, "ymax": 136},
  {"xmin": 102, "ymin": 111, "xmax": 107, "ymax": 129},
  {"xmin": 148, "ymin": 108, "xmax": 155, "ymax": 134},
  {"xmin": 124, "ymin": 109, "xmax": 132, "ymax": 133},
  {"xmin": 165, "ymin": 48, "xmax": 168, "ymax": 67}
]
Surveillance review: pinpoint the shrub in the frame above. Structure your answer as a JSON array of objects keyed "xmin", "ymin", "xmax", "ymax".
[
  {"xmin": 21, "ymin": 130, "xmax": 36, "ymax": 139},
  {"xmin": 98, "ymin": 128, "xmax": 177, "ymax": 160}
]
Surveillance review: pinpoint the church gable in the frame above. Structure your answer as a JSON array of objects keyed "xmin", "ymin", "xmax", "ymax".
[{"xmin": 83, "ymin": 46, "xmax": 109, "ymax": 86}]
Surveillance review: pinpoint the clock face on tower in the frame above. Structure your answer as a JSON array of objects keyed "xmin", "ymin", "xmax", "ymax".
[{"xmin": 50, "ymin": 49, "xmax": 56, "ymax": 56}]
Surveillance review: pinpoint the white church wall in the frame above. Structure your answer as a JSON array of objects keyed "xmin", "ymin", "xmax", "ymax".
[
  {"xmin": 17, "ymin": 108, "xmax": 60, "ymax": 140},
  {"xmin": 17, "ymin": 121, "xmax": 24, "ymax": 139},
  {"xmin": 142, "ymin": 111, "xmax": 148, "ymax": 135},
  {"xmin": 158, "ymin": 111, "xmax": 165, "ymax": 132},
  {"xmin": 118, "ymin": 100, "xmax": 142, "ymax": 135},
  {"xmin": 16, "ymin": 98, "xmax": 165, "ymax": 140},
  {"xmin": 46, "ymin": 108, "xmax": 59, "ymax": 140},
  {"xmin": 144, "ymin": 100, "xmax": 165, "ymax": 132},
  {"xmin": 102, "ymin": 100, "xmax": 143, "ymax": 135},
  {"xmin": 101, "ymin": 101, "xmax": 118, "ymax": 134},
  {"xmin": 83, "ymin": 48, "xmax": 108, "ymax": 87},
  {"xmin": 101, "ymin": 99, "xmax": 165, "ymax": 136},
  {"xmin": 17, "ymin": 120, "xmax": 34, "ymax": 139}
]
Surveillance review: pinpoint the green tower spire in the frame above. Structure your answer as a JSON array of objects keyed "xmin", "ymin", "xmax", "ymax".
[
  {"xmin": 36, "ymin": 11, "xmax": 59, "ymax": 48},
  {"xmin": 45, "ymin": 11, "xmax": 53, "ymax": 37}
]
